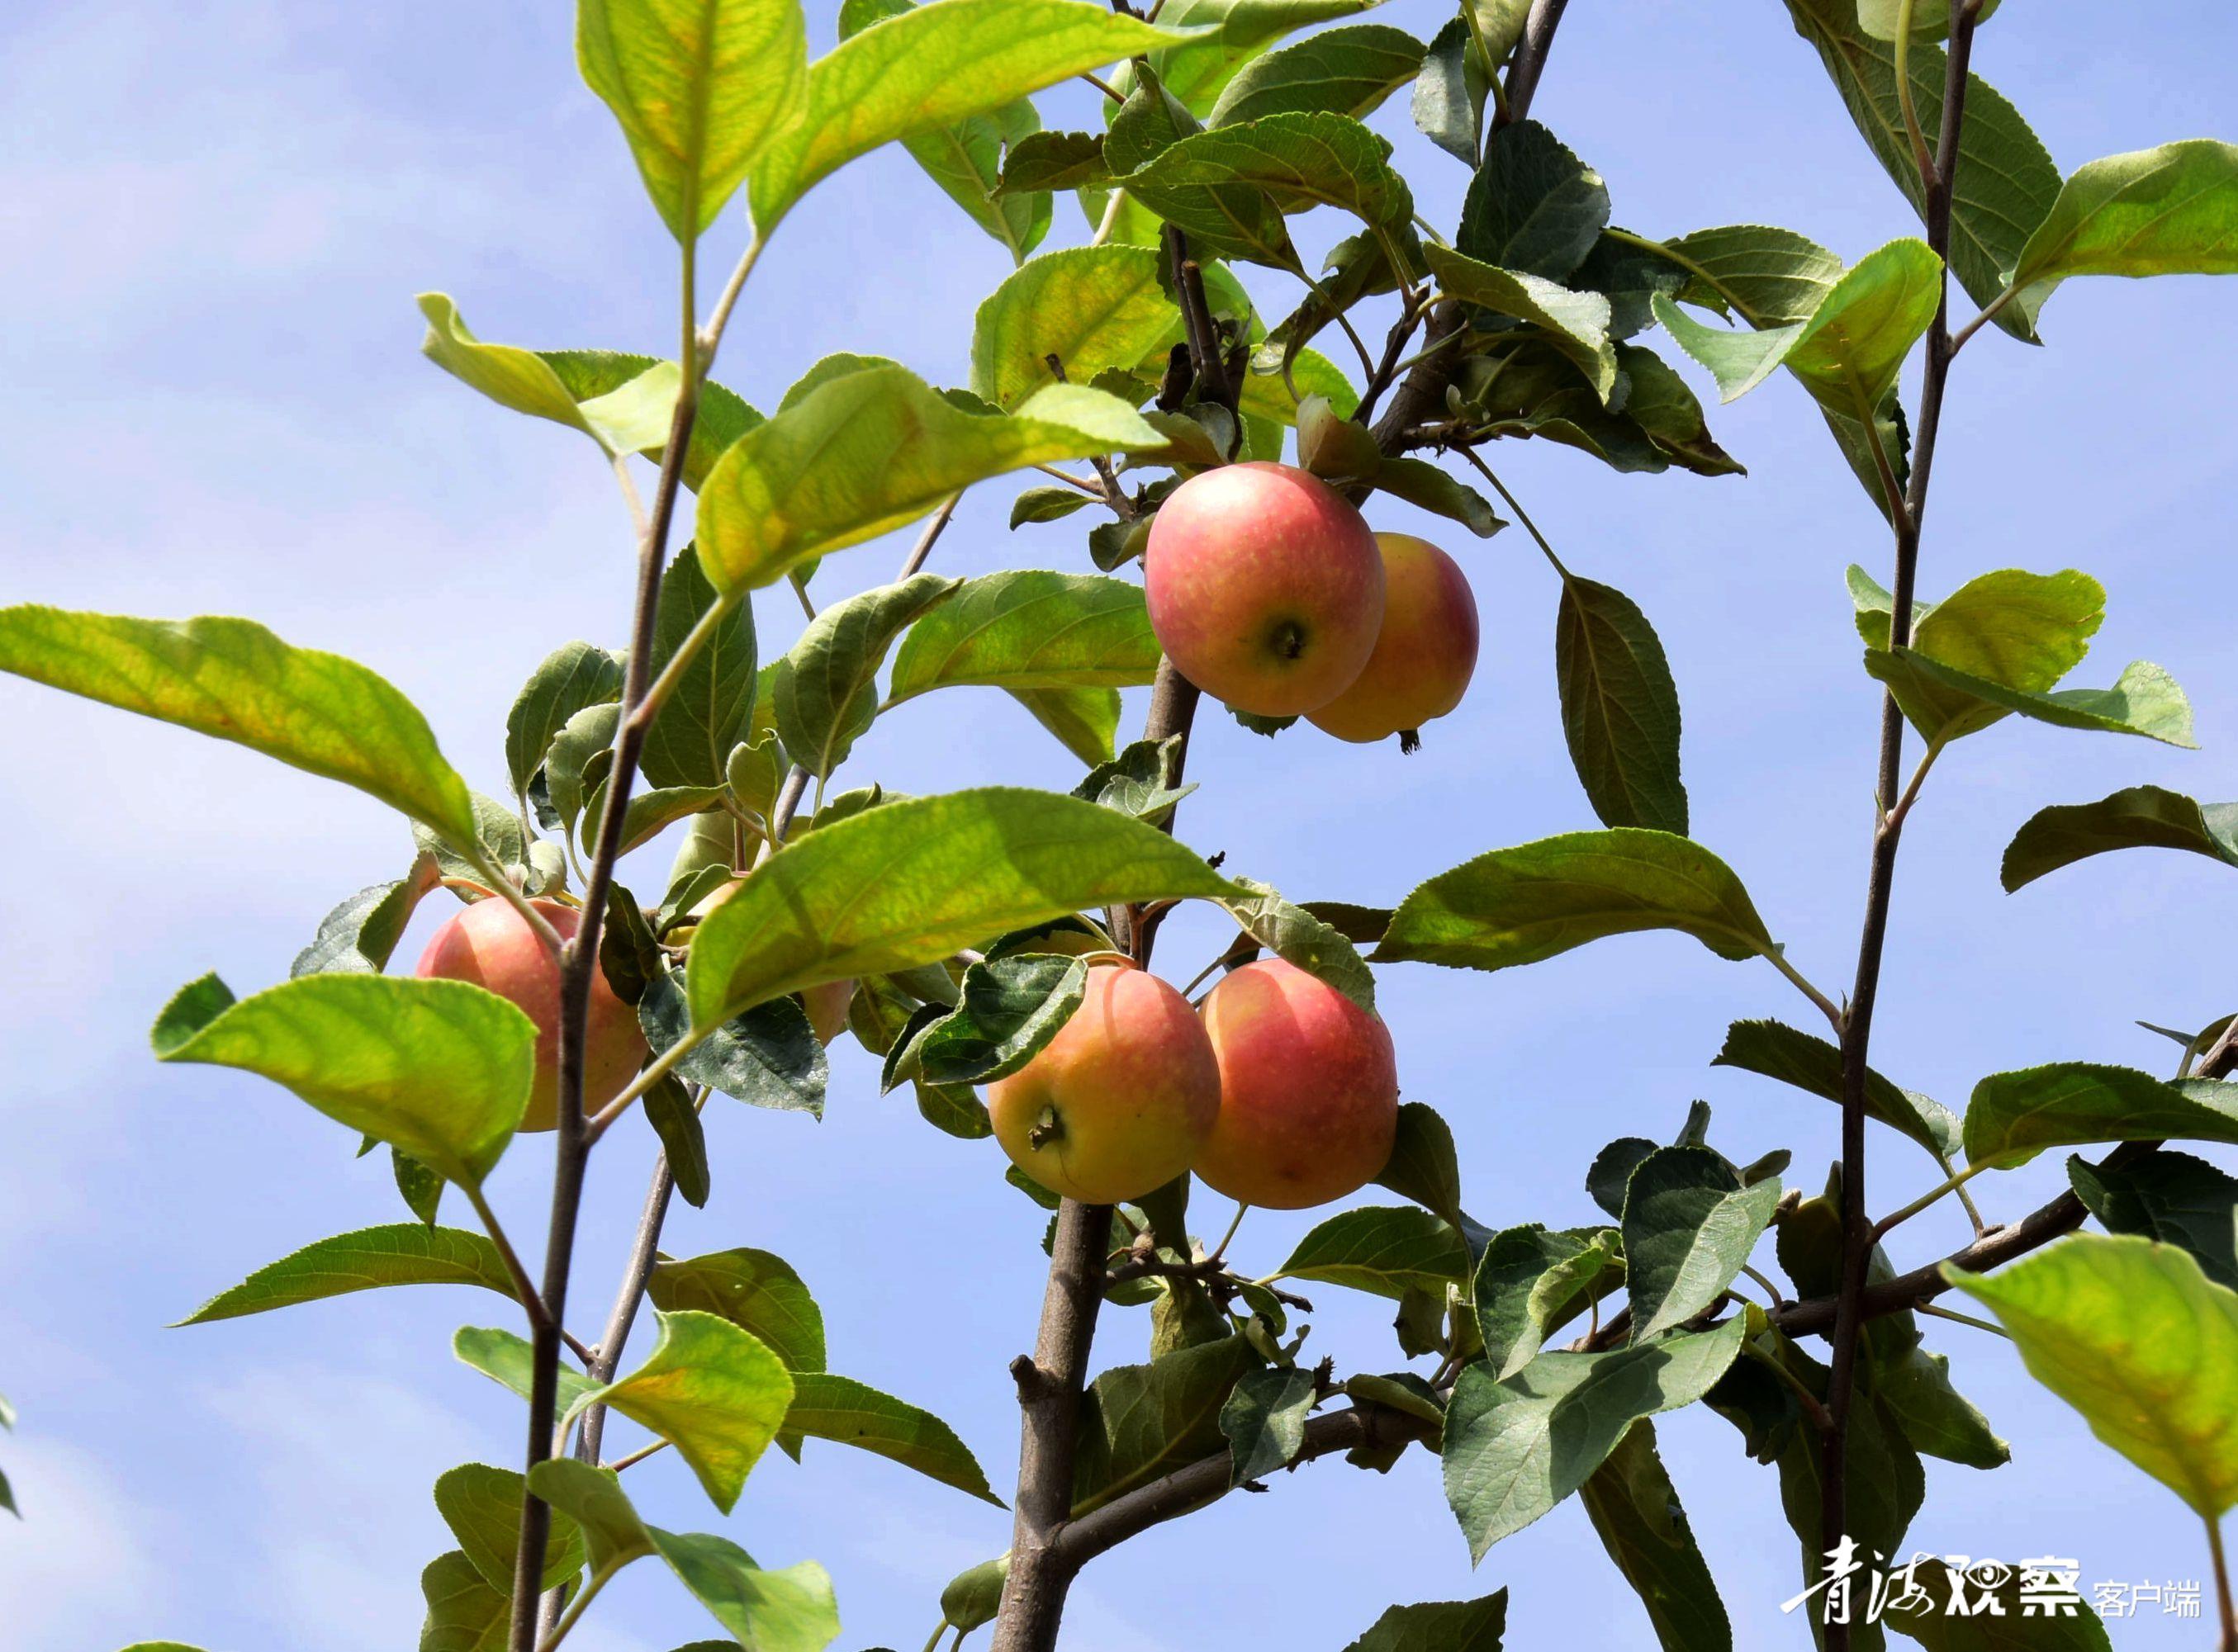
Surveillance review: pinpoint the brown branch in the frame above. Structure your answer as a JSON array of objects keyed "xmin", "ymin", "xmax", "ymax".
[
  {"xmin": 1050, "ymin": 1402, "xmax": 1436, "ymax": 1570},
  {"xmin": 1819, "ymin": 19, "xmax": 1983, "ymax": 1640}
]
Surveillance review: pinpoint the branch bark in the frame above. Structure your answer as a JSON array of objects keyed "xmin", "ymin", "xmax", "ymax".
[{"xmin": 1820, "ymin": 17, "xmax": 1981, "ymax": 1642}]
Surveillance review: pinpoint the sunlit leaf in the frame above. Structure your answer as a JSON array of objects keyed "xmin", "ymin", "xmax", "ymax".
[
  {"xmin": 785, "ymin": 1371, "xmax": 1003, "ymax": 1503},
  {"xmin": 2008, "ymin": 139, "xmax": 2238, "ymax": 316},
  {"xmin": 177, "ymin": 1224, "xmax": 519, "ymax": 1324},
  {"xmin": 568, "ymin": 1309, "xmax": 795, "ymax": 1513},
  {"xmin": 686, "ymin": 787, "xmax": 1235, "ymax": 1028},
  {"xmin": 0, "ymin": 607, "xmax": 478, "ymax": 847},
  {"xmin": 748, "ymin": 0, "xmax": 1206, "ymax": 228},
  {"xmin": 1947, "ymin": 1235, "xmax": 2238, "ymax": 1517},
  {"xmin": 1964, "ymin": 1064, "xmax": 2238, "ymax": 1169},
  {"xmin": 153, "ymin": 974, "xmax": 531, "ymax": 1187},
  {"xmin": 695, "ymin": 365, "xmax": 1165, "ymax": 590},
  {"xmin": 434, "ymin": 1461, "xmax": 583, "ymax": 1590},
  {"xmin": 1376, "ymin": 829, "xmax": 1776, "ymax": 974},
  {"xmin": 773, "ymin": 573, "xmax": 960, "ymax": 778},
  {"xmin": 577, "ymin": 0, "xmax": 809, "ymax": 239}
]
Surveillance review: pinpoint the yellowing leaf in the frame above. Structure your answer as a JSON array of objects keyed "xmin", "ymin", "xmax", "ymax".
[
  {"xmin": 694, "ymin": 365, "xmax": 1165, "ymax": 590},
  {"xmin": 578, "ymin": 0, "xmax": 810, "ymax": 240},
  {"xmin": 569, "ymin": 1309, "xmax": 795, "ymax": 1513},
  {"xmin": 0, "ymin": 607, "xmax": 477, "ymax": 846}
]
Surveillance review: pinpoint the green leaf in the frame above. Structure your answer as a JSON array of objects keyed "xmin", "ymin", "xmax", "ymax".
[
  {"xmin": 644, "ymin": 1074, "xmax": 712, "ymax": 1207},
  {"xmin": 391, "ymin": 1145, "xmax": 446, "ymax": 1228},
  {"xmin": 1116, "ymin": 110, "xmax": 1413, "ymax": 251},
  {"xmin": 1375, "ymin": 828, "xmax": 1776, "ymax": 974},
  {"xmin": 1340, "ymin": 1590, "xmax": 1509, "ymax": 1652},
  {"xmin": 1442, "ymin": 1318, "xmax": 1746, "ymax": 1560},
  {"xmin": 1216, "ymin": 875, "xmax": 1377, "ymax": 1012},
  {"xmin": 994, "ymin": 130, "xmax": 1110, "ymax": 197},
  {"xmin": 527, "ymin": 1460, "xmax": 842, "ymax": 1651},
  {"xmin": 1219, "ymin": 1365, "xmax": 1318, "ymax": 1485},
  {"xmin": 1070, "ymin": 1335, "xmax": 1261, "ymax": 1515},
  {"xmin": 1877, "ymin": 1343, "xmax": 2010, "ymax": 1472},
  {"xmin": 1613, "ymin": 343, "xmax": 1745, "ymax": 476},
  {"xmin": 569, "ymin": 1309, "xmax": 794, "ymax": 1513},
  {"xmin": 1424, "ymin": 244, "xmax": 1616, "ymax": 400},
  {"xmin": 0, "ymin": 607, "xmax": 478, "ymax": 848},
  {"xmin": 292, "ymin": 854, "xmax": 443, "ymax": 977},
  {"xmin": 539, "ymin": 352, "xmax": 768, "ymax": 490},
  {"xmin": 1278, "ymin": 1205, "xmax": 1470, "ymax": 1300},
  {"xmin": 1947, "ymin": 1234, "xmax": 2238, "ymax": 1517},
  {"xmin": 1780, "ymin": 0, "xmax": 2060, "ymax": 340},
  {"xmin": 970, "ymin": 244, "xmax": 1183, "ymax": 409},
  {"xmin": 1884, "ymin": 1560, "xmax": 2112, "ymax": 1652},
  {"xmin": 1012, "ymin": 684, "xmax": 1123, "ymax": 764},
  {"xmin": 1855, "ymin": 0, "xmax": 2002, "ymax": 40},
  {"xmin": 1712, "ymin": 1018, "xmax": 1960, "ymax": 1162},
  {"xmin": 1852, "ymin": 565, "xmax": 2108, "ymax": 744},
  {"xmin": 419, "ymin": 294, "xmax": 664, "ymax": 454},
  {"xmin": 1655, "ymin": 238, "xmax": 1941, "ymax": 417},
  {"xmin": 695, "ymin": 365, "xmax": 1165, "ymax": 591},
  {"xmin": 1963, "ymin": 1063, "xmax": 2238, "ymax": 1169},
  {"xmin": 1620, "ymin": 1147, "xmax": 1780, "ymax": 1341},
  {"xmin": 774, "ymin": 573, "xmax": 960, "ymax": 778},
  {"xmin": 1474, "ymin": 1224, "xmax": 1622, "ymax": 1379},
  {"xmin": 641, "ymin": 543, "xmax": 759, "ymax": 792},
  {"xmin": 177, "ymin": 1224, "xmax": 519, "ymax": 1324},
  {"xmin": 784, "ymin": 1371, "xmax": 1002, "ymax": 1503},
  {"xmin": 1410, "ymin": 16, "xmax": 1487, "ymax": 166},
  {"xmin": 153, "ymin": 974, "xmax": 531, "ymax": 1187},
  {"xmin": 434, "ymin": 1462, "xmax": 583, "ymax": 1591},
  {"xmin": 748, "ymin": 0, "xmax": 1205, "ymax": 229},
  {"xmin": 2007, "ymin": 139, "xmax": 2238, "ymax": 316},
  {"xmin": 1206, "ymin": 23, "xmax": 1423, "ymax": 126},
  {"xmin": 2070, "ymin": 1150, "xmax": 2238, "ymax": 1291},
  {"xmin": 687, "ymin": 786, "xmax": 1235, "ymax": 1027},
  {"xmin": 884, "ymin": 954, "xmax": 1087, "ymax": 1089},
  {"xmin": 1130, "ymin": 0, "xmax": 1382, "ymax": 114},
  {"xmin": 505, "ymin": 641, "xmax": 624, "ymax": 798},
  {"xmin": 1577, "ymin": 1420, "xmax": 1731, "ymax": 1652},
  {"xmin": 1868, "ymin": 648, "xmax": 2195, "ymax": 749},
  {"xmin": 640, "ymin": 972, "xmax": 827, "ymax": 1115},
  {"xmin": 453, "ymin": 1326, "xmax": 600, "ymax": 1418},
  {"xmin": 887, "ymin": 571, "xmax": 1159, "ymax": 705},
  {"xmin": 1554, "ymin": 575, "xmax": 1687, "ymax": 835},
  {"xmin": 1373, "ymin": 1101, "xmax": 1468, "ymax": 1231},
  {"xmin": 2001, "ymin": 785, "xmax": 2238, "ymax": 892},
  {"xmin": 417, "ymin": 1549, "xmax": 507, "ymax": 1652},
  {"xmin": 1457, "ymin": 119, "xmax": 1608, "ymax": 282},
  {"xmin": 647, "ymin": 1248, "xmax": 826, "ymax": 1372},
  {"xmin": 577, "ymin": 0, "xmax": 808, "ymax": 240},
  {"xmin": 1368, "ymin": 454, "xmax": 1504, "ymax": 536},
  {"xmin": 1072, "ymin": 734, "xmax": 1194, "ymax": 824},
  {"xmin": 842, "ymin": 0, "xmax": 1050, "ymax": 259}
]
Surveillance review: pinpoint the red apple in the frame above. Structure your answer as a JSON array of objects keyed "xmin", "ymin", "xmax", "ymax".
[
  {"xmin": 800, "ymin": 977, "xmax": 855, "ymax": 1044},
  {"xmin": 1307, "ymin": 533, "xmax": 1479, "ymax": 748},
  {"xmin": 1192, "ymin": 958, "xmax": 1398, "ymax": 1209},
  {"xmin": 415, "ymin": 897, "xmax": 647, "ymax": 1132},
  {"xmin": 986, "ymin": 961, "xmax": 1221, "ymax": 1205},
  {"xmin": 1144, "ymin": 462, "xmax": 1385, "ymax": 717}
]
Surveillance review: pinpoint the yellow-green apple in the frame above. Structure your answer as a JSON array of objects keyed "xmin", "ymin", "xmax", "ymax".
[
  {"xmin": 1144, "ymin": 462, "xmax": 1385, "ymax": 717},
  {"xmin": 1307, "ymin": 533, "xmax": 1479, "ymax": 748},
  {"xmin": 415, "ymin": 897, "xmax": 647, "ymax": 1132},
  {"xmin": 1192, "ymin": 958, "xmax": 1398, "ymax": 1209},
  {"xmin": 987, "ymin": 961, "xmax": 1220, "ymax": 1204}
]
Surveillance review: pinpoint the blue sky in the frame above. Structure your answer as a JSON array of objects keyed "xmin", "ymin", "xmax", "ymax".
[{"xmin": 3, "ymin": 2, "xmax": 2236, "ymax": 1648}]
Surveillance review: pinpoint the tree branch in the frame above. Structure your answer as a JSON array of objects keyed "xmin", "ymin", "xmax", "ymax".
[
  {"xmin": 1050, "ymin": 1402, "xmax": 1436, "ymax": 1570},
  {"xmin": 1495, "ymin": 0, "xmax": 1571, "ymax": 130},
  {"xmin": 1819, "ymin": 20, "xmax": 1982, "ymax": 1637}
]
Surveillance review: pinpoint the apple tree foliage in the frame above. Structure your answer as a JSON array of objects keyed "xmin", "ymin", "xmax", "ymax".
[{"xmin": 6, "ymin": 1, "xmax": 2238, "ymax": 1650}]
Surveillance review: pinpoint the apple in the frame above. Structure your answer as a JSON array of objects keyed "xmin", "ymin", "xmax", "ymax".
[
  {"xmin": 1192, "ymin": 958, "xmax": 1398, "ymax": 1209},
  {"xmin": 1144, "ymin": 462, "xmax": 1385, "ymax": 717},
  {"xmin": 415, "ymin": 897, "xmax": 647, "ymax": 1132},
  {"xmin": 986, "ymin": 961, "xmax": 1221, "ymax": 1205},
  {"xmin": 800, "ymin": 977, "xmax": 855, "ymax": 1044},
  {"xmin": 1307, "ymin": 533, "xmax": 1479, "ymax": 749}
]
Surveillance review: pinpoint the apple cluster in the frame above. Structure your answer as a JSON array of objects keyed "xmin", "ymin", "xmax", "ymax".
[
  {"xmin": 1143, "ymin": 462, "xmax": 1481, "ymax": 748},
  {"xmin": 988, "ymin": 957, "xmax": 1400, "ymax": 1212}
]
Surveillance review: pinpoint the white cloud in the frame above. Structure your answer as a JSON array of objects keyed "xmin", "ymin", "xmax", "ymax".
[
  {"xmin": 0, "ymin": 1437, "xmax": 174, "ymax": 1650},
  {"xmin": 200, "ymin": 1365, "xmax": 486, "ymax": 1652}
]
